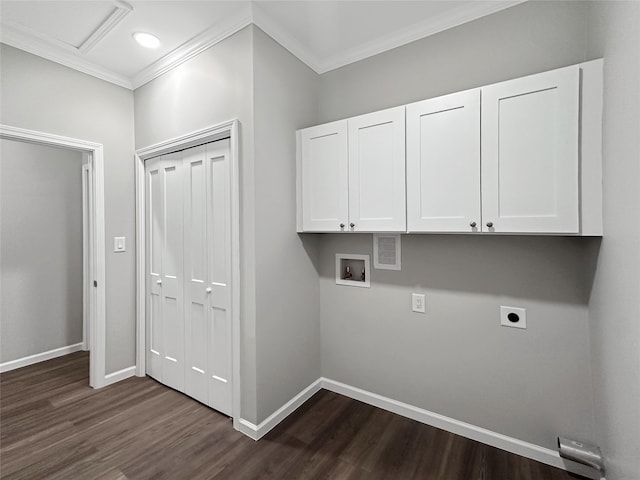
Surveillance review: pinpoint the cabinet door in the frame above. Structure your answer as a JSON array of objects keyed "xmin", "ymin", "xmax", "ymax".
[
  {"xmin": 348, "ymin": 106, "xmax": 406, "ymax": 232},
  {"xmin": 406, "ymin": 90, "xmax": 481, "ymax": 232},
  {"xmin": 481, "ymin": 65, "xmax": 580, "ymax": 233},
  {"xmin": 300, "ymin": 120, "xmax": 348, "ymax": 232}
]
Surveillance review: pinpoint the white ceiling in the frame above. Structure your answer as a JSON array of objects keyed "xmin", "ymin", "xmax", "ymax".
[{"xmin": 0, "ymin": 0, "xmax": 524, "ymax": 90}]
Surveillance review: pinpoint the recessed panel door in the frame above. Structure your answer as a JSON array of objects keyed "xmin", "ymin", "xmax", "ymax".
[
  {"xmin": 406, "ymin": 90, "xmax": 481, "ymax": 232},
  {"xmin": 348, "ymin": 106, "xmax": 406, "ymax": 232},
  {"xmin": 146, "ymin": 139, "xmax": 232, "ymax": 416},
  {"xmin": 205, "ymin": 139, "xmax": 232, "ymax": 416},
  {"xmin": 145, "ymin": 156, "xmax": 164, "ymax": 382},
  {"xmin": 481, "ymin": 65, "xmax": 580, "ymax": 233},
  {"xmin": 160, "ymin": 153, "xmax": 185, "ymax": 392},
  {"xmin": 145, "ymin": 153, "xmax": 185, "ymax": 393},
  {"xmin": 183, "ymin": 146, "xmax": 209, "ymax": 404},
  {"xmin": 177, "ymin": 139, "xmax": 232, "ymax": 416},
  {"xmin": 300, "ymin": 120, "xmax": 349, "ymax": 232}
]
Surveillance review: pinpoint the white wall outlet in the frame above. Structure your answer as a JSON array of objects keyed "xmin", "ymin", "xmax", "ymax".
[
  {"xmin": 412, "ymin": 293, "xmax": 426, "ymax": 313},
  {"xmin": 114, "ymin": 236, "xmax": 126, "ymax": 253},
  {"xmin": 501, "ymin": 306, "xmax": 526, "ymax": 329}
]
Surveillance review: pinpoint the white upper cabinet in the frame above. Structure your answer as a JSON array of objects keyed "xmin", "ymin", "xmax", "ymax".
[
  {"xmin": 297, "ymin": 60, "xmax": 601, "ymax": 236},
  {"xmin": 299, "ymin": 120, "xmax": 349, "ymax": 232},
  {"xmin": 298, "ymin": 107, "xmax": 405, "ymax": 232},
  {"xmin": 406, "ymin": 90, "xmax": 481, "ymax": 233},
  {"xmin": 348, "ymin": 106, "xmax": 406, "ymax": 232},
  {"xmin": 481, "ymin": 65, "xmax": 580, "ymax": 234}
]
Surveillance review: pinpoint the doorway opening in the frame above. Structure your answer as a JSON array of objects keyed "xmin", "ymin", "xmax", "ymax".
[{"xmin": 0, "ymin": 125, "xmax": 106, "ymax": 388}]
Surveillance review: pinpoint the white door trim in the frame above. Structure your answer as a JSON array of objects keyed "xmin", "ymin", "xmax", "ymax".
[
  {"xmin": 0, "ymin": 124, "xmax": 107, "ymax": 388},
  {"xmin": 82, "ymin": 162, "xmax": 90, "ymax": 351},
  {"xmin": 135, "ymin": 119, "xmax": 241, "ymax": 427}
]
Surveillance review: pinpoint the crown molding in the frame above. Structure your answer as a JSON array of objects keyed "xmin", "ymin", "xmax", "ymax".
[
  {"xmin": 130, "ymin": 8, "xmax": 253, "ymax": 89},
  {"xmin": 251, "ymin": 2, "xmax": 323, "ymax": 74},
  {"xmin": 315, "ymin": 0, "xmax": 527, "ymax": 73},
  {"xmin": 0, "ymin": 22, "xmax": 133, "ymax": 89},
  {"xmin": 1, "ymin": 0, "xmax": 527, "ymax": 90},
  {"xmin": 79, "ymin": 1, "xmax": 133, "ymax": 54}
]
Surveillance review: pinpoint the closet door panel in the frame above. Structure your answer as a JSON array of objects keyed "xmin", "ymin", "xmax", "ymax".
[
  {"xmin": 406, "ymin": 90, "xmax": 481, "ymax": 232},
  {"xmin": 206, "ymin": 140, "xmax": 232, "ymax": 415},
  {"xmin": 146, "ymin": 139, "xmax": 233, "ymax": 416},
  {"xmin": 184, "ymin": 147, "xmax": 209, "ymax": 404},
  {"xmin": 160, "ymin": 154, "xmax": 185, "ymax": 392},
  {"xmin": 208, "ymin": 144, "xmax": 229, "ymax": 304},
  {"xmin": 146, "ymin": 159, "xmax": 164, "ymax": 380}
]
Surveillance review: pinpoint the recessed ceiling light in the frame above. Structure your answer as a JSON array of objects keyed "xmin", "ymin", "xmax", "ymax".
[{"xmin": 133, "ymin": 32, "xmax": 160, "ymax": 49}]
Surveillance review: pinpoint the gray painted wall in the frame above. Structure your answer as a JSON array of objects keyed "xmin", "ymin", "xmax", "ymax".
[
  {"xmin": 252, "ymin": 27, "xmax": 321, "ymax": 423},
  {"xmin": 316, "ymin": 1, "xmax": 598, "ymax": 450},
  {"xmin": 134, "ymin": 25, "xmax": 323, "ymax": 424},
  {"xmin": 0, "ymin": 45, "xmax": 136, "ymax": 374},
  {"xmin": 586, "ymin": 2, "xmax": 640, "ymax": 479},
  {"xmin": 133, "ymin": 26, "xmax": 260, "ymax": 422},
  {"xmin": 319, "ymin": 235, "xmax": 597, "ymax": 449},
  {"xmin": 318, "ymin": 1, "xmax": 590, "ymax": 123},
  {"xmin": 1, "ymin": 139, "xmax": 83, "ymax": 362}
]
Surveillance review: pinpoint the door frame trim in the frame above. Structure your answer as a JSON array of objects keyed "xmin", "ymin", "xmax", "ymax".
[
  {"xmin": 135, "ymin": 119, "xmax": 241, "ymax": 426},
  {"xmin": 0, "ymin": 124, "xmax": 107, "ymax": 388},
  {"xmin": 81, "ymin": 162, "xmax": 91, "ymax": 352}
]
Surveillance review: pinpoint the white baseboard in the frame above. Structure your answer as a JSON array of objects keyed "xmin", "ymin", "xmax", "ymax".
[
  {"xmin": 236, "ymin": 378, "xmax": 323, "ymax": 441},
  {"xmin": 321, "ymin": 378, "xmax": 598, "ymax": 479},
  {"xmin": 0, "ymin": 343, "xmax": 84, "ymax": 373},
  {"xmin": 235, "ymin": 418, "xmax": 260, "ymax": 440},
  {"xmin": 102, "ymin": 366, "xmax": 136, "ymax": 386}
]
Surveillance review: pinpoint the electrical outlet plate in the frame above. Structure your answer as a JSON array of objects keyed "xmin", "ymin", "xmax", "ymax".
[
  {"xmin": 501, "ymin": 306, "xmax": 526, "ymax": 329},
  {"xmin": 412, "ymin": 293, "xmax": 426, "ymax": 313}
]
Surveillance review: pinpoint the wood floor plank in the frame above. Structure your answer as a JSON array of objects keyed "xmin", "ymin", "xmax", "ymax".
[{"xmin": 0, "ymin": 352, "xmax": 588, "ymax": 480}]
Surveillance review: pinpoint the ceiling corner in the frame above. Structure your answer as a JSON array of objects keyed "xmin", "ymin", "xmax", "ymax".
[{"xmin": 251, "ymin": 2, "xmax": 323, "ymax": 74}]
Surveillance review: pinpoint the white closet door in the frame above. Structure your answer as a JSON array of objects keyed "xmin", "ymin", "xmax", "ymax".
[
  {"xmin": 348, "ymin": 106, "xmax": 406, "ymax": 232},
  {"xmin": 406, "ymin": 90, "xmax": 481, "ymax": 232},
  {"xmin": 182, "ymin": 140, "xmax": 232, "ymax": 416},
  {"xmin": 300, "ymin": 120, "xmax": 349, "ymax": 232},
  {"xmin": 183, "ymin": 146, "xmax": 209, "ymax": 404},
  {"xmin": 147, "ymin": 140, "xmax": 232, "ymax": 416},
  {"xmin": 205, "ymin": 139, "xmax": 232, "ymax": 416},
  {"xmin": 146, "ymin": 157, "xmax": 164, "ymax": 382},
  {"xmin": 481, "ymin": 65, "xmax": 580, "ymax": 233},
  {"xmin": 145, "ymin": 153, "xmax": 185, "ymax": 393}
]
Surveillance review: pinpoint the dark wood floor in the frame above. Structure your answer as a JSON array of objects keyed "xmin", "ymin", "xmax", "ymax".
[{"xmin": 1, "ymin": 352, "xmax": 586, "ymax": 480}]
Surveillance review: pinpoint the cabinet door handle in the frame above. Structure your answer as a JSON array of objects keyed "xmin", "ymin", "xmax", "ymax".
[
  {"xmin": 205, "ymin": 287, "xmax": 212, "ymax": 294},
  {"xmin": 156, "ymin": 279, "xmax": 162, "ymax": 285},
  {"xmin": 470, "ymin": 221, "xmax": 477, "ymax": 228},
  {"xmin": 340, "ymin": 223, "xmax": 345, "ymax": 229},
  {"xmin": 486, "ymin": 221, "xmax": 494, "ymax": 228},
  {"xmin": 350, "ymin": 223, "xmax": 355, "ymax": 228}
]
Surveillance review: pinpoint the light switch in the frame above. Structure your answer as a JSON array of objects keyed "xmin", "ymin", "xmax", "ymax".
[
  {"xmin": 412, "ymin": 293, "xmax": 426, "ymax": 313},
  {"xmin": 114, "ymin": 236, "xmax": 126, "ymax": 253}
]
